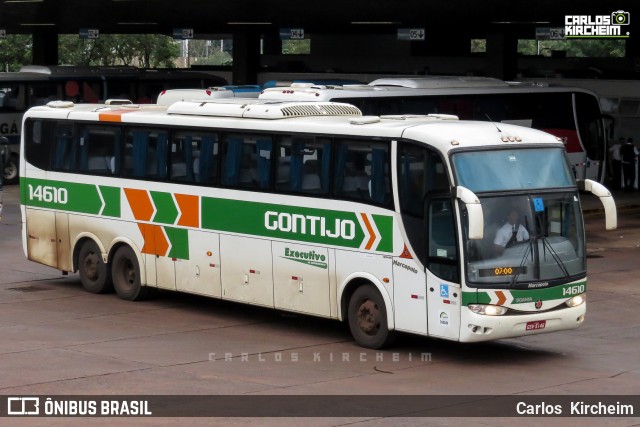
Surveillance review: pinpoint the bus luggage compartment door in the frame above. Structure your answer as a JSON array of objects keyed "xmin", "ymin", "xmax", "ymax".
[
  {"xmin": 25, "ymin": 209, "xmax": 58, "ymax": 268},
  {"xmin": 175, "ymin": 230, "xmax": 221, "ymax": 298},
  {"xmin": 55, "ymin": 212, "xmax": 71, "ymax": 271},
  {"xmin": 272, "ymin": 242, "xmax": 331, "ymax": 317},
  {"xmin": 220, "ymin": 235, "xmax": 273, "ymax": 307}
]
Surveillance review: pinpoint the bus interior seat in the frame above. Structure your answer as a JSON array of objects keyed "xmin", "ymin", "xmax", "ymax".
[
  {"xmin": 193, "ymin": 157, "xmax": 200, "ymax": 182},
  {"xmin": 171, "ymin": 162, "xmax": 187, "ymax": 179},
  {"xmin": 301, "ymin": 174, "xmax": 321, "ymax": 191},
  {"xmin": 277, "ymin": 160, "xmax": 290, "ymax": 184},
  {"xmin": 87, "ymin": 156, "xmax": 112, "ymax": 173}
]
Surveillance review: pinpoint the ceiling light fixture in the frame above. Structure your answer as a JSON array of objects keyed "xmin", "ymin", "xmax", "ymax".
[
  {"xmin": 351, "ymin": 21, "xmax": 399, "ymax": 25},
  {"xmin": 227, "ymin": 22, "xmax": 272, "ymax": 25},
  {"xmin": 117, "ymin": 22, "xmax": 159, "ymax": 25},
  {"xmin": 491, "ymin": 21, "xmax": 551, "ymax": 24}
]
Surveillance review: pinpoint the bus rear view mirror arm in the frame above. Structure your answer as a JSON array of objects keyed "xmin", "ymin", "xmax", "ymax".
[
  {"xmin": 456, "ymin": 186, "xmax": 484, "ymax": 240},
  {"xmin": 577, "ymin": 179, "xmax": 617, "ymax": 230}
]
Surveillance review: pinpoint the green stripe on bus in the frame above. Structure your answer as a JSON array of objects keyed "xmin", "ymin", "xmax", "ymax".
[
  {"xmin": 372, "ymin": 214, "xmax": 393, "ymax": 252},
  {"xmin": 151, "ymin": 191, "xmax": 179, "ymax": 224},
  {"xmin": 23, "ymin": 177, "xmax": 120, "ymax": 218},
  {"xmin": 99, "ymin": 185, "xmax": 120, "ymax": 217},
  {"xmin": 462, "ymin": 280, "xmax": 587, "ymax": 305},
  {"xmin": 165, "ymin": 227, "xmax": 189, "ymax": 260},
  {"xmin": 22, "ymin": 178, "xmax": 393, "ymax": 253},
  {"xmin": 200, "ymin": 197, "xmax": 393, "ymax": 252}
]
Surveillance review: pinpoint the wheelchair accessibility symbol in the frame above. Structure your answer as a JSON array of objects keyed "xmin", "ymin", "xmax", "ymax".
[{"xmin": 440, "ymin": 284, "xmax": 449, "ymax": 298}]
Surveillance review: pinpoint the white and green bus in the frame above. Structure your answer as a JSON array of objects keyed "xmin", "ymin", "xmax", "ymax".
[{"xmin": 20, "ymin": 98, "xmax": 616, "ymax": 348}]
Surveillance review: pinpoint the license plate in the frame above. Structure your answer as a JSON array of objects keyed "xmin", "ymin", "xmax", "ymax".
[{"xmin": 526, "ymin": 320, "xmax": 546, "ymax": 331}]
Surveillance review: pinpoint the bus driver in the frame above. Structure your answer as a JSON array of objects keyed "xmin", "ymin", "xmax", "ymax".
[{"xmin": 494, "ymin": 208, "xmax": 529, "ymax": 254}]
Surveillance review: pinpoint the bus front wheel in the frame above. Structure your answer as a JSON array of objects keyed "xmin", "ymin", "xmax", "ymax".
[
  {"xmin": 112, "ymin": 246, "xmax": 148, "ymax": 301},
  {"xmin": 348, "ymin": 284, "xmax": 395, "ymax": 349},
  {"xmin": 78, "ymin": 240, "xmax": 112, "ymax": 294}
]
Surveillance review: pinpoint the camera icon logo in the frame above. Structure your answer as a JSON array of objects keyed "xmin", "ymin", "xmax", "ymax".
[{"xmin": 611, "ymin": 10, "xmax": 630, "ymax": 25}]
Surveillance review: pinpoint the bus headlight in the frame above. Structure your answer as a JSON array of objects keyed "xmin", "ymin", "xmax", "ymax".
[
  {"xmin": 468, "ymin": 304, "xmax": 508, "ymax": 316},
  {"xmin": 565, "ymin": 293, "xmax": 586, "ymax": 308}
]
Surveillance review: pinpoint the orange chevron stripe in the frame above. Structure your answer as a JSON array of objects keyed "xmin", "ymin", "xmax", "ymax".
[
  {"xmin": 360, "ymin": 213, "xmax": 376, "ymax": 251},
  {"xmin": 137, "ymin": 223, "xmax": 169, "ymax": 256},
  {"xmin": 98, "ymin": 109, "xmax": 135, "ymax": 123},
  {"xmin": 175, "ymin": 193, "xmax": 199, "ymax": 228},
  {"xmin": 138, "ymin": 223, "xmax": 155, "ymax": 255},
  {"xmin": 495, "ymin": 291, "xmax": 507, "ymax": 306},
  {"xmin": 125, "ymin": 188, "xmax": 154, "ymax": 221},
  {"xmin": 154, "ymin": 225, "xmax": 169, "ymax": 257}
]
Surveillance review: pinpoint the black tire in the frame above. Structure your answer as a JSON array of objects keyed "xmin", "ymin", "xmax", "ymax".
[
  {"xmin": 78, "ymin": 240, "xmax": 113, "ymax": 294},
  {"xmin": 348, "ymin": 284, "xmax": 395, "ymax": 349},
  {"xmin": 111, "ymin": 246, "xmax": 148, "ymax": 301},
  {"xmin": 3, "ymin": 153, "xmax": 18, "ymax": 185}
]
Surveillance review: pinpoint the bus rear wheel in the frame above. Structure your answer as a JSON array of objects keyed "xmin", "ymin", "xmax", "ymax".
[
  {"xmin": 3, "ymin": 153, "xmax": 18, "ymax": 185},
  {"xmin": 78, "ymin": 240, "xmax": 112, "ymax": 294},
  {"xmin": 112, "ymin": 246, "xmax": 148, "ymax": 301},
  {"xmin": 348, "ymin": 284, "xmax": 395, "ymax": 349}
]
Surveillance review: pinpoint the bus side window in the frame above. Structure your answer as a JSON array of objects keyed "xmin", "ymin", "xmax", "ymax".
[
  {"xmin": 196, "ymin": 134, "xmax": 219, "ymax": 185},
  {"xmin": 171, "ymin": 133, "xmax": 195, "ymax": 183},
  {"xmin": 25, "ymin": 119, "xmax": 54, "ymax": 171},
  {"xmin": 171, "ymin": 132, "xmax": 219, "ymax": 184},
  {"xmin": 222, "ymin": 134, "xmax": 273, "ymax": 189},
  {"xmin": 334, "ymin": 139, "xmax": 391, "ymax": 206},
  {"xmin": 51, "ymin": 123, "xmax": 76, "ymax": 171},
  {"xmin": 276, "ymin": 136, "xmax": 330, "ymax": 195},
  {"xmin": 125, "ymin": 130, "xmax": 149, "ymax": 178},
  {"xmin": 124, "ymin": 129, "xmax": 168, "ymax": 179},
  {"xmin": 255, "ymin": 138, "xmax": 272, "ymax": 189},
  {"xmin": 77, "ymin": 125, "xmax": 119, "ymax": 175}
]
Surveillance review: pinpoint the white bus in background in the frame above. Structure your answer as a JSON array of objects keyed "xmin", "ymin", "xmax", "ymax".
[
  {"xmin": 0, "ymin": 65, "xmax": 227, "ymax": 183},
  {"xmin": 520, "ymin": 78, "xmax": 640, "ymax": 143},
  {"xmin": 20, "ymin": 98, "xmax": 615, "ymax": 348},
  {"xmin": 156, "ymin": 85, "xmax": 261, "ymax": 105},
  {"xmin": 260, "ymin": 76, "xmax": 607, "ymax": 183}
]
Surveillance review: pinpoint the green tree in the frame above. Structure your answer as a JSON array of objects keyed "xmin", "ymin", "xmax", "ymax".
[
  {"xmin": 0, "ymin": 35, "xmax": 32, "ymax": 71},
  {"xmin": 282, "ymin": 39, "xmax": 311, "ymax": 55},
  {"xmin": 186, "ymin": 39, "xmax": 232, "ymax": 66},
  {"xmin": 518, "ymin": 39, "xmax": 625, "ymax": 57},
  {"xmin": 58, "ymin": 34, "xmax": 180, "ymax": 67}
]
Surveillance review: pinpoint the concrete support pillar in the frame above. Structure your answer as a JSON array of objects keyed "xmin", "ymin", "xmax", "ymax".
[
  {"xmin": 232, "ymin": 31, "xmax": 261, "ymax": 85},
  {"xmin": 32, "ymin": 30, "xmax": 58, "ymax": 66},
  {"xmin": 486, "ymin": 31, "xmax": 517, "ymax": 80}
]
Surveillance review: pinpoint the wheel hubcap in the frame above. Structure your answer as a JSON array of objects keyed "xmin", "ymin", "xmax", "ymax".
[
  {"xmin": 357, "ymin": 299, "xmax": 380, "ymax": 335},
  {"xmin": 83, "ymin": 253, "xmax": 99, "ymax": 281},
  {"xmin": 124, "ymin": 261, "xmax": 135, "ymax": 286},
  {"xmin": 4, "ymin": 163, "xmax": 17, "ymax": 180}
]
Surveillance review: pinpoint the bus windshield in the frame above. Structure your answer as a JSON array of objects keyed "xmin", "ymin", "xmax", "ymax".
[
  {"xmin": 463, "ymin": 193, "xmax": 586, "ymax": 287},
  {"xmin": 452, "ymin": 148, "xmax": 585, "ymax": 287},
  {"xmin": 452, "ymin": 147, "xmax": 575, "ymax": 192}
]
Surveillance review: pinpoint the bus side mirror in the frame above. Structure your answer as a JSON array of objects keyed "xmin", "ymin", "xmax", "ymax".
[
  {"xmin": 456, "ymin": 186, "xmax": 484, "ymax": 240},
  {"xmin": 0, "ymin": 136, "xmax": 8, "ymax": 146},
  {"xmin": 577, "ymin": 179, "xmax": 617, "ymax": 230}
]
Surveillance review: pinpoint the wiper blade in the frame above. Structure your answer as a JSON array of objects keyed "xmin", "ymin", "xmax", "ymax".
[
  {"xmin": 509, "ymin": 215, "xmax": 532, "ymax": 287},
  {"xmin": 541, "ymin": 236, "xmax": 571, "ymax": 278}
]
